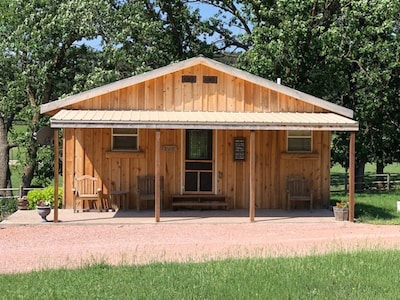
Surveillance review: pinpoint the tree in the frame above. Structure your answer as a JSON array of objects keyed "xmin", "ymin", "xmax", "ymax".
[
  {"xmin": 200, "ymin": 0, "xmax": 400, "ymax": 185},
  {"xmin": 324, "ymin": 0, "xmax": 400, "ymax": 184},
  {"xmin": 0, "ymin": 0, "xmax": 215, "ymax": 189}
]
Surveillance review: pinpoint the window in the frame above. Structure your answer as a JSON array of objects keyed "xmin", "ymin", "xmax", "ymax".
[
  {"xmin": 112, "ymin": 128, "xmax": 138, "ymax": 151},
  {"xmin": 287, "ymin": 130, "xmax": 312, "ymax": 152},
  {"xmin": 186, "ymin": 130, "xmax": 212, "ymax": 160}
]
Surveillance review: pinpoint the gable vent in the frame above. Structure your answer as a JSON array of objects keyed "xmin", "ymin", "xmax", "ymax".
[
  {"xmin": 203, "ymin": 76, "xmax": 218, "ymax": 84},
  {"xmin": 182, "ymin": 75, "xmax": 196, "ymax": 83}
]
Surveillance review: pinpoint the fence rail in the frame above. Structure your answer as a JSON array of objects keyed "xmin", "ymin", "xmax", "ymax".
[{"xmin": 0, "ymin": 186, "xmax": 42, "ymax": 199}]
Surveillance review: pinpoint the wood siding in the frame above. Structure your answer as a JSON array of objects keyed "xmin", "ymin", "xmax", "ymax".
[{"xmin": 62, "ymin": 65, "xmax": 332, "ymax": 209}]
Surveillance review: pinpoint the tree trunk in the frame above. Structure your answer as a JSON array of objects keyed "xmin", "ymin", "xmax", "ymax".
[
  {"xmin": 355, "ymin": 160, "xmax": 366, "ymax": 192},
  {"xmin": 22, "ymin": 86, "xmax": 41, "ymax": 188},
  {"xmin": 0, "ymin": 119, "xmax": 12, "ymax": 196},
  {"xmin": 376, "ymin": 160, "xmax": 385, "ymax": 190},
  {"xmin": 21, "ymin": 139, "xmax": 38, "ymax": 188}
]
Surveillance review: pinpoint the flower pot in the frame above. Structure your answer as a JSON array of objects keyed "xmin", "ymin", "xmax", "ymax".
[
  {"xmin": 333, "ymin": 206, "xmax": 349, "ymax": 221},
  {"xmin": 17, "ymin": 199, "xmax": 28, "ymax": 210},
  {"xmin": 37, "ymin": 206, "xmax": 51, "ymax": 222}
]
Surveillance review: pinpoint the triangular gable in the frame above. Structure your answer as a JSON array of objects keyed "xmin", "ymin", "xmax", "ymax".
[{"xmin": 40, "ymin": 56, "xmax": 353, "ymax": 118}]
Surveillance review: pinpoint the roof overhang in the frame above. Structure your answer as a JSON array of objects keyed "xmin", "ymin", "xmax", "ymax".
[{"xmin": 50, "ymin": 110, "xmax": 359, "ymax": 131}]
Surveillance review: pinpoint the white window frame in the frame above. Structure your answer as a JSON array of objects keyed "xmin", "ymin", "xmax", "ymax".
[
  {"xmin": 112, "ymin": 128, "xmax": 139, "ymax": 151},
  {"xmin": 287, "ymin": 130, "xmax": 312, "ymax": 153}
]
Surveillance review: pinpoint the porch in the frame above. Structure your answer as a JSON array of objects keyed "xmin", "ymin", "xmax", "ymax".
[{"xmin": 2, "ymin": 208, "xmax": 336, "ymax": 225}]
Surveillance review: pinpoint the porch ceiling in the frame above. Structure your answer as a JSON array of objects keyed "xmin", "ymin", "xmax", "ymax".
[{"xmin": 50, "ymin": 109, "xmax": 359, "ymax": 131}]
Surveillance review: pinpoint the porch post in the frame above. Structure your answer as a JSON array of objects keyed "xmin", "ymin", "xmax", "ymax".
[
  {"xmin": 348, "ymin": 132, "xmax": 356, "ymax": 222},
  {"xmin": 155, "ymin": 129, "xmax": 161, "ymax": 222},
  {"xmin": 249, "ymin": 130, "xmax": 255, "ymax": 222},
  {"xmin": 53, "ymin": 129, "xmax": 59, "ymax": 223}
]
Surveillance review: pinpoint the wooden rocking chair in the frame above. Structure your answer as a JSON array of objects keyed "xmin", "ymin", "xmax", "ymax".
[{"xmin": 72, "ymin": 175, "xmax": 103, "ymax": 212}]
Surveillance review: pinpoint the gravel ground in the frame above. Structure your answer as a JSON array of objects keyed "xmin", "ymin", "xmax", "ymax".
[{"xmin": 1, "ymin": 222, "xmax": 400, "ymax": 274}]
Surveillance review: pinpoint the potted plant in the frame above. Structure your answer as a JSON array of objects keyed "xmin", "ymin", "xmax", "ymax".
[
  {"xmin": 36, "ymin": 200, "xmax": 51, "ymax": 222},
  {"xmin": 333, "ymin": 199, "xmax": 349, "ymax": 221},
  {"xmin": 17, "ymin": 195, "xmax": 28, "ymax": 210}
]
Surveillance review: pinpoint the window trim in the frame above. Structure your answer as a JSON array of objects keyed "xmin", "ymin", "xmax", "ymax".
[
  {"xmin": 111, "ymin": 128, "xmax": 139, "ymax": 151},
  {"xmin": 287, "ymin": 130, "xmax": 312, "ymax": 153}
]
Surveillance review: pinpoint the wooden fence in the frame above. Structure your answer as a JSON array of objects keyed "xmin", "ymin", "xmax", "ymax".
[
  {"xmin": 0, "ymin": 187, "xmax": 42, "ymax": 220},
  {"xmin": 0, "ymin": 186, "xmax": 39, "ymax": 199},
  {"xmin": 331, "ymin": 173, "xmax": 400, "ymax": 193}
]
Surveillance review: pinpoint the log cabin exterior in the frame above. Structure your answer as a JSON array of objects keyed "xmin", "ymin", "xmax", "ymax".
[{"xmin": 40, "ymin": 56, "xmax": 358, "ymax": 222}]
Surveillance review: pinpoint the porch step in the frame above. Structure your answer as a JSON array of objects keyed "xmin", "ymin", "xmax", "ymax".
[{"xmin": 171, "ymin": 194, "xmax": 227, "ymax": 210}]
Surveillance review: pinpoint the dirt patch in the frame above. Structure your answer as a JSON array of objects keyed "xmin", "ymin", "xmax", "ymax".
[{"xmin": 1, "ymin": 222, "xmax": 399, "ymax": 274}]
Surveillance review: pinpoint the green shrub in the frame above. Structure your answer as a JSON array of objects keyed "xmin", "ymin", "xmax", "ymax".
[
  {"xmin": 0, "ymin": 197, "xmax": 17, "ymax": 221},
  {"xmin": 27, "ymin": 186, "xmax": 63, "ymax": 209}
]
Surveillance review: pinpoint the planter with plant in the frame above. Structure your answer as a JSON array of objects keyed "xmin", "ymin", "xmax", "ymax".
[
  {"xmin": 333, "ymin": 199, "xmax": 349, "ymax": 221},
  {"xmin": 36, "ymin": 200, "xmax": 51, "ymax": 222},
  {"xmin": 17, "ymin": 195, "xmax": 28, "ymax": 210}
]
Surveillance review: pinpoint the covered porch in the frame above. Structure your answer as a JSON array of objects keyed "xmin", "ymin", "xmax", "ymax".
[{"xmin": 49, "ymin": 110, "xmax": 357, "ymax": 223}]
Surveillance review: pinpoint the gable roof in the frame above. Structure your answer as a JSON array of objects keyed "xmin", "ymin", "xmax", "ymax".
[{"xmin": 40, "ymin": 56, "xmax": 354, "ymax": 118}]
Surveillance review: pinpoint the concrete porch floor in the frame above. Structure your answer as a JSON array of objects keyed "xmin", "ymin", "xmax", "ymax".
[{"xmin": 1, "ymin": 208, "xmax": 336, "ymax": 225}]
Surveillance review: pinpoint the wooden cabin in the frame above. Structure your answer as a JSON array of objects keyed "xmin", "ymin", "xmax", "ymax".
[{"xmin": 40, "ymin": 56, "xmax": 358, "ymax": 221}]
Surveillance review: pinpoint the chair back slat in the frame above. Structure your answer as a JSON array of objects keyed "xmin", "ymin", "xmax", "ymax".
[
  {"xmin": 75, "ymin": 175, "xmax": 98, "ymax": 195},
  {"xmin": 287, "ymin": 177, "xmax": 310, "ymax": 196},
  {"xmin": 136, "ymin": 176, "xmax": 164, "ymax": 211},
  {"xmin": 286, "ymin": 176, "xmax": 313, "ymax": 210}
]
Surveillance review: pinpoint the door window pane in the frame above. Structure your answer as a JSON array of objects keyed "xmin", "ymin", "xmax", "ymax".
[
  {"xmin": 200, "ymin": 172, "xmax": 212, "ymax": 191},
  {"xmin": 185, "ymin": 172, "xmax": 198, "ymax": 191},
  {"xmin": 186, "ymin": 130, "xmax": 212, "ymax": 160}
]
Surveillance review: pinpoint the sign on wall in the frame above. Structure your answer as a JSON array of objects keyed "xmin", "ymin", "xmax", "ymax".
[{"xmin": 234, "ymin": 137, "xmax": 246, "ymax": 161}]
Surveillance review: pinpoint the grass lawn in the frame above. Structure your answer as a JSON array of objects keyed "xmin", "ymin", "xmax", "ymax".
[
  {"xmin": 0, "ymin": 249, "xmax": 399, "ymax": 299},
  {"xmin": 331, "ymin": 191, "xmax": 400, "ymax": 225}
]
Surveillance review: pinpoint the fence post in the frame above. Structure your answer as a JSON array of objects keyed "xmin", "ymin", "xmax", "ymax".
[
  {"xmin": 19, "ymin": 186, "xmax": 24, "ymax": 198},
  {"xmin": 387, "ymin": 174, "xmax": 390, "ymax": 191},
  {"xmin": 344, "ymin": 172, "xmax": 348, "ymax": 194}
]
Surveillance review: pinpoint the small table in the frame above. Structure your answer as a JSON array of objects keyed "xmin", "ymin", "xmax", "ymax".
[{"xmin": 110, "ymin": 191, "xmax": 129, "ymax": 211}]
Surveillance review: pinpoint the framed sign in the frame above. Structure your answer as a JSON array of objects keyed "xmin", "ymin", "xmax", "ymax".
[{"xmin": 234, "ymin": 137, "xmax": 246, "ymax": 161}]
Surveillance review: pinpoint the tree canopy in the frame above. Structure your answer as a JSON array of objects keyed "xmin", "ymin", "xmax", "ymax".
[
  {"xmin": 204, "ymin": 0, "xmax": 400, "ymax": 178},
  {"xmin": 0, "ymin": 0, "xmax": 399, "ymax": 191}
]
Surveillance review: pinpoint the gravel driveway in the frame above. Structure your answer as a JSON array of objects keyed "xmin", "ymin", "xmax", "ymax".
[{"xmin": 1, "ymin": 221, "xmax": 400, "ymax": 274}]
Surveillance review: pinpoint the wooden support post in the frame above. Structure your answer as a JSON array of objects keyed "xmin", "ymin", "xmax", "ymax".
[
  {"xmin": 349, "ymin": 132, "xmax": 355, "ymax": 222},
  {"xmin": 155, "ymin": 129, "xmax": 161, "ymax": 222},
  {"xmin": 53, "ymin": 129, "xmax": 59, "ymax": 223},
  {"xmin": 249, "ymin": 130, "xmax": 255, "ymax": 222}
]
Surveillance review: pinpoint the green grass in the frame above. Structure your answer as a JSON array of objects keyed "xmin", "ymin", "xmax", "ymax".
[
  {"xmin": 0, "ymin": 250, "xmax": 399, "ymax": 299},
  {"xmin": 331, "ymin": 162, "xmax": 400, "ymax": 175},
  {"xmin": 331, "ymin": 191, "xmax": 400, "ymax": 224}
]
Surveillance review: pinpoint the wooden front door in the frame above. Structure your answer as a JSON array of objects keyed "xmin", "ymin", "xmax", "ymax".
[{"xmin": 184, "ymin": 129, "xmax": 213, "ymax": 193}]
